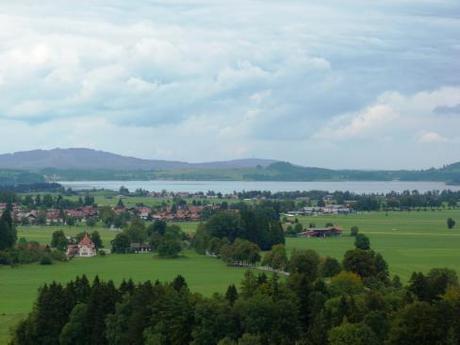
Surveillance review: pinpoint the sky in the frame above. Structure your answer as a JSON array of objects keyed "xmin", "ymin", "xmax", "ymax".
[{"xmin": 0, "ymin": 0, "xmax": 459, "ymax": 169}]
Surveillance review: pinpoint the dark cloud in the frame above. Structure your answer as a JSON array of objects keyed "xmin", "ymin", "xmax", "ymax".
[{"xmin": 434, "ymin": 104, "xmax": 460, "ymax": 114}]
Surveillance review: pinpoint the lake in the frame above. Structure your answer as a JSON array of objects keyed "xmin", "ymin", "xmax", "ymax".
[{"xmin": 59, "ymin": 180, "xmax": 460, "ymax": 194}]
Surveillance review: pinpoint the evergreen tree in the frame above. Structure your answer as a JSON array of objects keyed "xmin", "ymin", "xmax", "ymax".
[
  {"xmin": 0, "ymin": 208, "xmax": 16, "ymax": 250},
  {"xmin": 225, "ymin": 284, "xmax": 238, "ymax": 305}
]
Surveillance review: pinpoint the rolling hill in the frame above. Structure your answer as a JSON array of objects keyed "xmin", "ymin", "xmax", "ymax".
[
  {"xmin": 0, "ymin": 148, "xmax": 276, "ymax": 171},
  {"xmin": 0, "ymin": 148, "xmax": 458, "ymax": 184}
]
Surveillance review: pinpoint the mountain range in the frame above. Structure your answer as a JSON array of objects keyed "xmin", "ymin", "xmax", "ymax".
[
  {"xmin": 0, "ymin": 148, "xmax": 458, "ymax": 184},
  {"xmin": 0, "ymin": 148, "xmax": 276, "ymax": 170}
]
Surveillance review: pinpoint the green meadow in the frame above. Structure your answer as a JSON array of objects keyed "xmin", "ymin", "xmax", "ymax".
[
  {"xmin": 1, "ymin": 209, "xmax": 460, "ymax": 342},
  {"xmin": 289, "ymin": 209, "xmax": 460, "ymax": 280}
]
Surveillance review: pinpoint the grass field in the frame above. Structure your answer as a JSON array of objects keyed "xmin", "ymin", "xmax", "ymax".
[
  {"xmin": 1, "ymin": 209, "xmax": 460, "ymax": 342},
  {"xmin": 289, "ymin": 209, "xmax": 460, "ymax": 280}
]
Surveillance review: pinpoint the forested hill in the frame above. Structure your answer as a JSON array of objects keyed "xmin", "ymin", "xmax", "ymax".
[
  {"xmin": 0, "ymin": 148, "xmax": 276, "ymax": 171},
  {"xmin": 0, "ymin": 170, "xmax": 45, "ymax": 185},
  {"xmin": 151, "ymin": 161, "xmax": 460, "ymax": 184},
  {"xmin": 0, "ymin": 148, "xmax": 458, "ymax": 184}
]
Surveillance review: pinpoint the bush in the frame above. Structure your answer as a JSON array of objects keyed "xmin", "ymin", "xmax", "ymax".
[
  {"xmin": 447, "ymin": 218, "xmax": 456, "ymax": 229},
  {"xmin": 51, "ymin": 250, "xmax": 67, "ymax": 262},
  {"xmin": 40, "ymin": 255, "xmax": 53, "ymax": 265},
  {"xmin": 157, "ymin": 238, "xmax": 182, "ymax": 258}
]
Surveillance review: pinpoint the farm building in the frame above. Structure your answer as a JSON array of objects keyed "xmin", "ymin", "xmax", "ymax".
[
  {"xmin": 130, "ymin": 243, "xmax": 152, "ymax": 253},
  {"xmin": 298, "ymin": 227, "xmax": 343, "ymax": 238}
]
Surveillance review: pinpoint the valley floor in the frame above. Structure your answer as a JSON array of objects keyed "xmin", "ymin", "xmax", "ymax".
[{"xmin": 1, "ymin": 209, "xmax": 460, "ymax": 343}]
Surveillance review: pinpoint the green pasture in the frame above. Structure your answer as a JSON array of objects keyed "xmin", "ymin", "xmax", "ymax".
[{"xmin": 288, "ymin": 209, "xmax": 460, "ymax": 280}]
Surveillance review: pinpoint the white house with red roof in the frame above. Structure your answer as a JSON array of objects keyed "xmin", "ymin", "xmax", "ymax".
[{"xmin": 66, "ymin": 233, "xmax": 97, "ymax": 257}]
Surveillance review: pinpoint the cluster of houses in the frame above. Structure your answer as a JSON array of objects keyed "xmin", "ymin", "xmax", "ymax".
[
  {"xmin": 1, "ymin": 201, "xmax": 213, "ymax": 226},
  {"xmin": 116, "ymin": 204, "xmax": 211, "ymax": 222},
  {"xmin": 14, "ymin": 206, "xmax": 98, "ymax": 225},
  {"xmin": 151, "ymin": 206, "xmax": 205, "ymax": 222},
  {"xmin": 285, "ymin": 205, "xmax": 352, "ymax": 217}
]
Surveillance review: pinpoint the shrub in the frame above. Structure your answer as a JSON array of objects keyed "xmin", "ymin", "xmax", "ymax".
[
  {"xmin": 40, "ymin": 255, "xmax": 53, "ymax": 265},
  {"xmin": 51, "ymin": 250, "xmax": 67, "ymax": 262}
]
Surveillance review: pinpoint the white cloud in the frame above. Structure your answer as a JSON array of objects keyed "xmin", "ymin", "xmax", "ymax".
[
  {"xmin": 0, "ymin": 1, "xmax": 458, "ymax": 168},
  {"xmin": 417, "ymin": 131, "xmax": 448, "ymax": 143},
  {"xmin": 315, "ymin": 105, "xmax": 399, "ymax": 140}
]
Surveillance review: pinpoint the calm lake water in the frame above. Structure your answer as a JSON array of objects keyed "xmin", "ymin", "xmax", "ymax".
[{"xmin": 60, "ymin": 180, "xmax": 460, "ymax": 194}]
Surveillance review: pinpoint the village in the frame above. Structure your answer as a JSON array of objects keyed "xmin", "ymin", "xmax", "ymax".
[{"xmin": 0, "ymin": 201, "xmax": 216, "ymax": 226}]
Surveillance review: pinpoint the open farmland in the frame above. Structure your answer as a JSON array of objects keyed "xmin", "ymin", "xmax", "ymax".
[{"xmin": 288, "ymin": 209, "xmax": 460, "ymax": 280}]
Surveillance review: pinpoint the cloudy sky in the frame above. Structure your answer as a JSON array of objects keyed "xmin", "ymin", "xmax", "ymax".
[{"xmin": 0, "ymin": 0, "xmax": 459, "ymax": 169}]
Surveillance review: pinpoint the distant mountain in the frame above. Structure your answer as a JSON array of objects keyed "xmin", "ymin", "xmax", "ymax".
[
  {"xmin": 0, "ymin": 148, "xmax": 458, "ymax": 184},
  {"xmin": 0, "ymin": 148, "xmax": 276, "ymax": 171}
]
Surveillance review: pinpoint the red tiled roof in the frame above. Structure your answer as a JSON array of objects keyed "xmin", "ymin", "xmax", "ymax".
[{"xmin": 79, "ymin": 233, "xmax": 94, "ymax": 247}]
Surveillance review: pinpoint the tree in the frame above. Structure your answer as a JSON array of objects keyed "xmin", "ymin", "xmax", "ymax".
[
  {"xmin": 106, "ymin": 282, "xmax": 155, "ymax": 345},
  {"xmin": 125, "ymin": 219, "xmax": 147, "ymax": 244},
  {"xmin": 111, "ymin": 233, "xmax": 131, "ymax": 253},
  {"xmin": 294, "ymin": 223, "xmax": 303, "ymax": 234},
  {"xmin": 157, "ymin": 237, "xmax": 182, "ymax": 258},
  {"xmin": 387, "ymin": 302, "xmax": 450, "ymax": 345},
  {"xmin": 0, "ymin": 208, "xmax": 16, "ymax": 250},
  {"xmin": 261, "ymin": 244, "xmax": 288, "ymax": 271},
  {"xmin": 147, "ymin": 220, "xmax": 167, "ymax": 237},
  {"xmin": 329, "ymin": 272, "xmax": 364, "ymax": 297},
  {"xmin": 85, "ymin": 279, "xmax": 120, "ymax": 345},
  {"xmin": 350, "ymin": 226, "xmax": 359, "ymax": 237},
  {"xmin": 90, "ymin": 231, "xmax": 103, "ymax": 249},
  {"xmin": 321, "ymin": 257, "xmax": 342, "ymax": 277},
  {"xmin": 447, "ymin": 217, "xmax": 456, "ymax": 229},
  {"xmin": 238, "ymin": 333, "xmax": 262, "ymax": 345},
  {"xmin": 205, "ymin": 212, "xmax": 244, "ymax": 243},
  {"xmin": 99, "ymin": 206, "xmax": 115, "ymax": 227},
  {"xmin": 220, "ymin": 239, "xmax": 261, "ymax": 266},
  {"xmin": 59, "ymin": 304, "xmax": 89, "ymax": 345},
  {"xmin": 328, "ymin": 322, "xmax": 379, "ymax": 345},
  {"xmin": 190, "ymin": 298, "xmax": 234, "ymax": 345},
  {"xmin": 51, "ymin": 230, "xmax": 68, "ymax": 251},
  {"xmin": 343, "ymin": 249, "xmax": 376, "ymax": 278},
  {"xmin": 288, "ymin": 249, "xmax": 320, "ymax": 281},
  {"xmin": 354, "ymin": 233, "xmax": 370, "ymax": 250},
  {"xmin": 225, "ymin": 284, "xmax": 238, "ymax": 305},
  {"xmin": 65, "ymin": 216, "xmax": 76, "ymax": 227},
  {"xmin": 117, "ymin": 198, "xmax": 125, "ymax": 208},
  {"xmin": 86, "ymin": 218, "xmax": 97, "ymax": 227}
]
